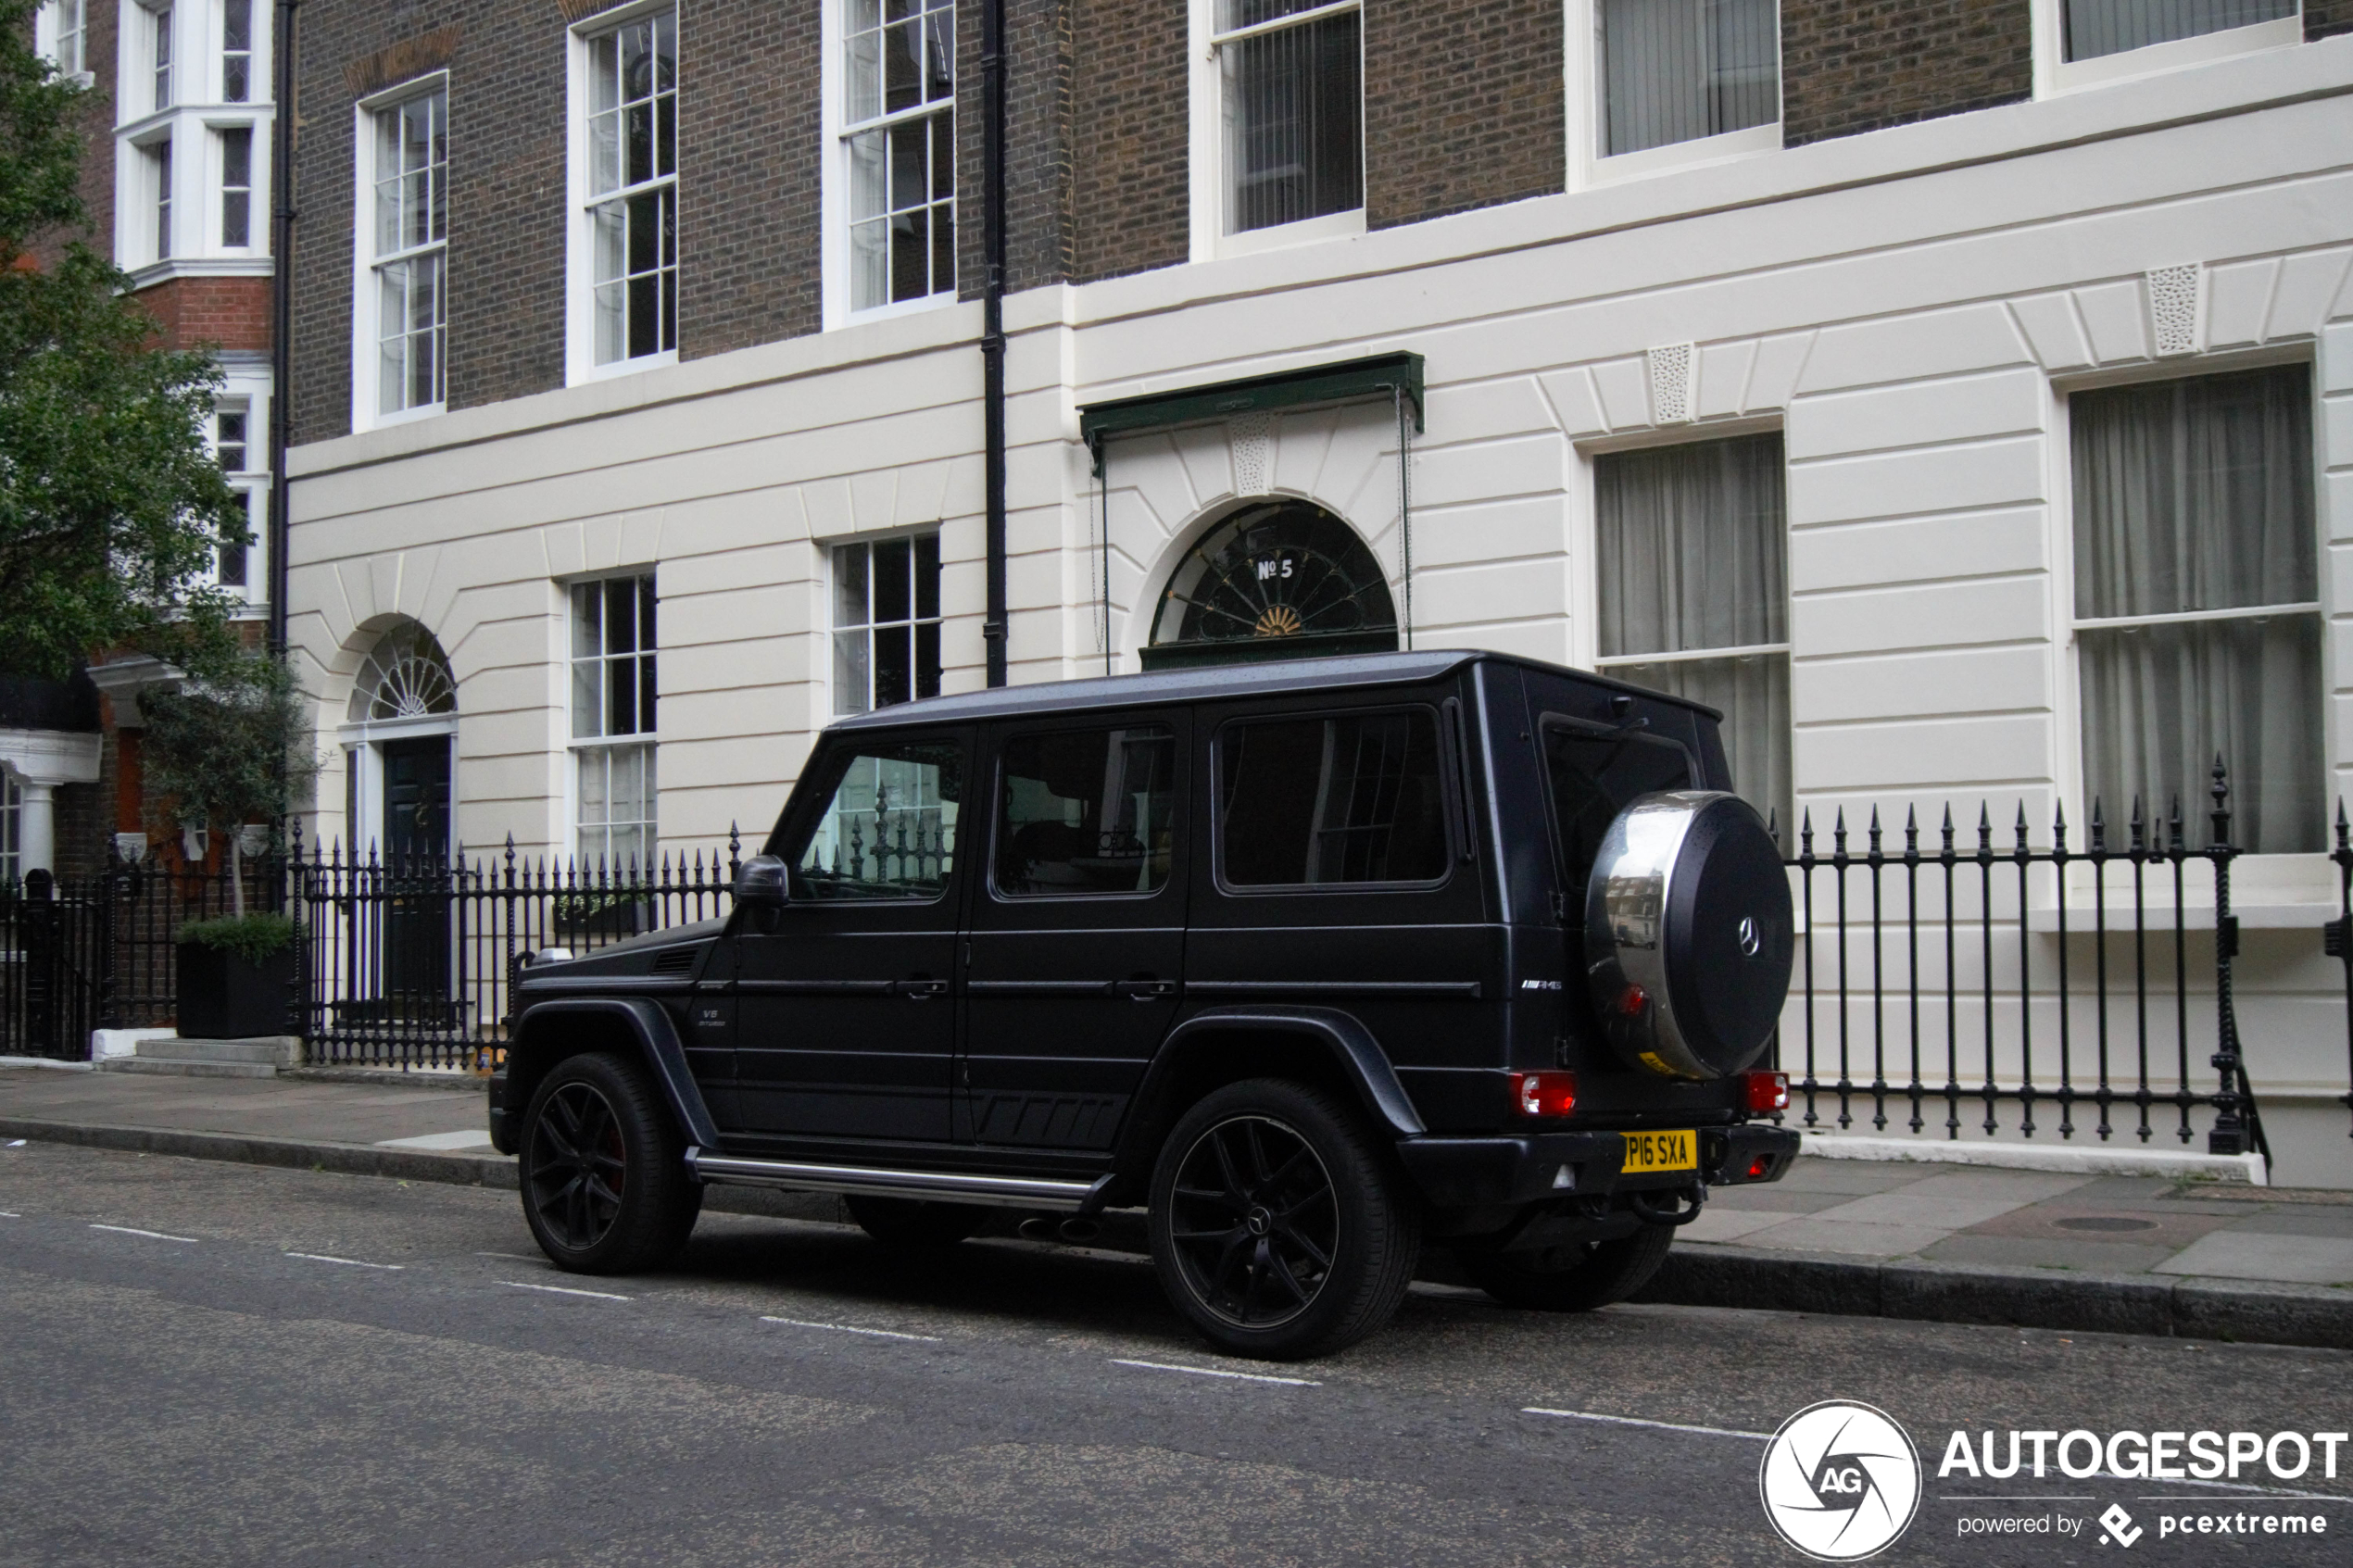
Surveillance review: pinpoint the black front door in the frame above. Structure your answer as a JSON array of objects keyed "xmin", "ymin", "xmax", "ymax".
[
  {"xmin": 380, "ymin": 735, "xmax": 450, "ymax": 1008},
  {"xmin": 963, "ymin": 716, "xmax": 1187, "ymax": 1149},
  {"xmin": 733, "ymin": 734, "xmax": 968, "ymax": 1146}
]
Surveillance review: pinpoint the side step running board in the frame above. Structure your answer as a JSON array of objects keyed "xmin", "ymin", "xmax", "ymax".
[{"xmin": 686, "ymin": 1148, "xmax": 1108, "ymax": 1212}]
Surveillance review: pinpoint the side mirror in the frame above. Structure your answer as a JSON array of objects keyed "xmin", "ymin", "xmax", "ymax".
[{"xmin": 735, "ymin": 853, "xmax": 790, "ymax": 907}]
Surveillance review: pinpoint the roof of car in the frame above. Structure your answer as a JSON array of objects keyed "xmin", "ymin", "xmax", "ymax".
[{"xmin": 826, "ymin": 647, "xmax": 1720, "ymax": 732}]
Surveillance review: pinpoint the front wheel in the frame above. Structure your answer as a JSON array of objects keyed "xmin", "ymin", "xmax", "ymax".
[
  {"xmin": 1454, "ymin": 1225, "xmax": 1673, "ymax": 1311},
  {"xmin": 1148, "ymin": 1078, "xmax": 1419, "ymax": 1361},
  {"xmin": 518, "ymin": 1052, "xmax": 700, "ymax": 1273}
]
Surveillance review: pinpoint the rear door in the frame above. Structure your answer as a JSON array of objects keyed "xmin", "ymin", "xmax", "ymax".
[{"xmin": 961, "ymin": 712, "xmax": 1188, "ymax": 1148}]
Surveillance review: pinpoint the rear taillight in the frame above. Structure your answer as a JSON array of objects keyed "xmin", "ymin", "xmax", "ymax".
[
  {"xmin": 1741, "ymin": 1070, "xmax": 1790, "ymax": 1113},
  {"xmin": 1511, "ymin": 1071, "xmax": 1578, "ymax": 1119}
]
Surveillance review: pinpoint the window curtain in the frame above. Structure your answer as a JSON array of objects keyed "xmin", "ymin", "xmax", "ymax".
[
  {"xmin": 1603, "ymin": 0, "xmax": 1779, "ymax": 157},
  {"xmin": 2073, "ymin": 366, "xmax": 2319, "ymax": 852},
  {"xmin": 1223, "ymin": 0, "xmax": 1362, "ymax": 232},
  {"xmin": 2064, "ymin": 0, "xmax": 2293, "ymax": 60},
  {"xmin": 1597, "ymin": 433, "xmax": 1791, "ymax": 835}
]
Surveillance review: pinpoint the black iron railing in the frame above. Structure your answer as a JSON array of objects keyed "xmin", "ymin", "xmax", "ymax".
[
  {"xmin": 290, "ymin": 826, "xmax": 739, "ymax": 1071},
  {"xmin": 1777, "ymin": 759, "xmax": 2270, "ymax": 1158}
]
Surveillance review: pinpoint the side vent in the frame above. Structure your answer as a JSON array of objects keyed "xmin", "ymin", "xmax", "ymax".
[{"xmin": 650, "ymin": 948, "xmax": 697, "ymax": 975}]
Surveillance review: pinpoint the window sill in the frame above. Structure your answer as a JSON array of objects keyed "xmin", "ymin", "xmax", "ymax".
[
  {"xmin": 1580, "ymin": 121, "xmax": 1782, "ymax": 188},
  {"xmin": 569, "ymin": 348, "xmax": 679, "ymax": 389},
  {"xmin": 1215, "ymin": 207, "xmax": 1365, "ymax": 260},
  {"xmin": 356, "ymin": 401, "xmax": 447, "ymax": 435},
  {"xmin": 833, "ymin": 289, "xmax": 960, "ymax": 332},
  {"xmin": 2038, "ymin": 15, "xmax": 2304, "ymax": 97}
]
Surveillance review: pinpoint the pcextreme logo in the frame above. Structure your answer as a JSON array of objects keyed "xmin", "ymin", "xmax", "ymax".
[{"xmin": 1759, "ymin": 1400, "xmax": 1924, "ymax": 1561}]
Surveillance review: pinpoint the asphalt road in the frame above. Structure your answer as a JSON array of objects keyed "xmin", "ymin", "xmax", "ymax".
[{"xmin": 3, "ymin": 1140, "xmax": 2349, "ymax": 1568}]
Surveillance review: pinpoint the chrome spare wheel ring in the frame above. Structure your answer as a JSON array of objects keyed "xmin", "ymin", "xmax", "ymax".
[
  {"xmin": 527, "ymin": 1082, "xmax": 629, "ymax": 1251},
  {"xmin": 1166, "ymin": 1114, "xmax": 1338, "ymax": 1329}
]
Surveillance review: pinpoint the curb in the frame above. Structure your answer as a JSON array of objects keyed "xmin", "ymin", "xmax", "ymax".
[
  {"xmin": 1636, "ymin": 1242, "xmax": 2353, "ymax": 1351},
  {"xmin": 0, "ymin": 1117, "xmax": 521, "ymax": 1190}
]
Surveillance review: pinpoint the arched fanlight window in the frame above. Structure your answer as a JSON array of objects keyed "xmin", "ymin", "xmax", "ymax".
[
  {"xmin": 347, "ymin": 621, "xmax": 458, "ymax": 722},
  {"xmin": 1144, "ymin": 500, "xmax": 1398, "ymax": 671}
]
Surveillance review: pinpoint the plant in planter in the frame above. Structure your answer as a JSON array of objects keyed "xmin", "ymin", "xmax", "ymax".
[
  {"xmin": 141, "ymin": 652, "xmax": 321, "ymax": 1037},
  {"xmin": 174, "ymin": 912, "xmax": 299, "ymax": 1040}
]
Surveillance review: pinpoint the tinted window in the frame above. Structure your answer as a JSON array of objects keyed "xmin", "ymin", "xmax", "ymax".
[
  {"xmin": 1219, "ymin": 710, "xmax": 1449, "ymax": 887},
  {"xmin": 792, "ymin": 744, "xmax": 962, "ymax": 900},
  {"xmin": 996, "ymin": 725, "xmax": 1176, "ymax": 897},
  {"xmin": 1541, "ymin": 719, "xmax": 1692, "ymax": 883}
]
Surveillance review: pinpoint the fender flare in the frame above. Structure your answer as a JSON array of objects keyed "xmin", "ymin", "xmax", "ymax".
[
  {"xmin": 1115, "ymin": 1004, "xmax": 1427, "ymax": 1176},
  {"xmin": 505, "ymin": 997, "xmax": 721, "ymax": 1152}
]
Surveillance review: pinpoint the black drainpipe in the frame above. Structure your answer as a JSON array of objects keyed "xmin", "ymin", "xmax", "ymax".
[
  {"xmin": 266, "ymin": 0, "xmax": 297, "ymax": 656},
  {"xmin": 979, "ymin": 0, "xmax": 1008, "ymax": 687}
]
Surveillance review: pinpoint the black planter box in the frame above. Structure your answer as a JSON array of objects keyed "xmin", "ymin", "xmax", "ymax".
[{"xmin": 176, "ymin": 943, "xmax": 298, "ymax": 1040}]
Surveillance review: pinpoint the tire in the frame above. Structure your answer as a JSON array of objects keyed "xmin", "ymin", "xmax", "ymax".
[
  {"xmin": 845, "ymin": 1195, "xmax": 990, "ymax": 1248},
  {"xmin": 1454, "ymin": 1224, "xmax": 1673, "ymax": 1312},
  {"xmin": 518, "ymin": 1052, "xmax": 701, "ymax": 1274},
  {"xmin": 1147, "ymin": 1078, "xmax": 1420, "ymax": 1361}
]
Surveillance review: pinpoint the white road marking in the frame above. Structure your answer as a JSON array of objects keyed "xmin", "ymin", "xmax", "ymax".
[
  {"xmin": 6, "ymin": 1138, "xmax": 25, "ymax": 1147},
  {"xmin": 89, "ymin": 1223, "xmax": 197, "ymax": 1244},
  {"xmin": 1523, "ymin": 1407, "xmax": 1770, "ymax": 1441},
  {"xmin": 285, "ymin": 1252, "xmax": 404, "ymax": 1270},
  {"xmin": 0, "ymin": 1210, "xmax": 18, "ymax": 1218},
  {"xmin": 760, "ymin": 1315, "xmax": 943, "ymax": 1343},
  {"xmin": 498, "ymin": 1280, "xmax": 631, "ymax": 1300},
  {"xmin": 1112, "ymin": 1359, "xmax": 1319, "ymax": 1387},
  {"xmin": 474, "ymin": 1251, "xmax": 544, "ymax": 1261}
]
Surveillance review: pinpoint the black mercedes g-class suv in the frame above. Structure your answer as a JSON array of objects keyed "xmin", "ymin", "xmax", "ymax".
[{"xmin": 491, "ymin": 649, "xmax": 1798, "ymax": 1358}]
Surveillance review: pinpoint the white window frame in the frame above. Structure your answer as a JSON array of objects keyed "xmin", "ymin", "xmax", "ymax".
[
  {"xmin": 36, "ymin": 0, "xmax": 92, "ymax": 83},
  {"xmin": 565, "ymin": 570, "xmax": 661, "ymax": 867},
  {"xmin": 1564, "ymin": 0, "xmax": 1780, "ymax": 191},
  {"xmin": 201, "ymin": 383, "xmax": 270, "ymax": 612},
  {"xmin": 2031, "ymin": 0, "xmax": 2302, "ymax": 96},
  {"xmin": 2051, "ymin": 348, "xmax": 2328, "ymax": 856},
  {"xmin": 350, "ymin": 76, "xmax": 449, "ymax": 433},
  {"xmin": 828, "ymin": 530, "xmax": 944, "ymax": 718},
  {"xmin": 1187, "ymin": 0, "xmax": 1366, "ymax": 264},
  {"xmin": 564, "ymin": 0, "xmax": 680, "ymax": 385},
  {"xmin": 213, "ymin": 120, "xmax": 255, "ymax": 249},
  {"xmin": 149, "ymin": 0, "xmax": 174, "ymax": 111},
  {"xmin": 138, "ymin": 130, "xmax": 175, "ymax": 263},
  {"xmin": 821, "ymin": 0, "xmax": 959, "ymax": 329},
  {"xmin": 220, "ymin": 0, "xmax": 254, "ymax": 102}
]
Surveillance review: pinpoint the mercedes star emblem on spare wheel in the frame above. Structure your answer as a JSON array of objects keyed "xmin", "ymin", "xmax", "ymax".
[{"xmin": 1738, "ymin": 915, "xmax": 1761, "ymax": 958}]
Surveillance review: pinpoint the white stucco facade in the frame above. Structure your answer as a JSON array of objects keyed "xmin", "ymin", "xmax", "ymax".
[{"xmin": 286, "ymin": 35, "xmax": 2353, "ymax": 1181}]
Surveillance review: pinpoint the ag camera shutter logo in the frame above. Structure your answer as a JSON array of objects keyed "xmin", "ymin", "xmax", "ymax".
[{"xmin": 1759, "ymin": 1400, "xmax": 1923, "ymax": 1561}]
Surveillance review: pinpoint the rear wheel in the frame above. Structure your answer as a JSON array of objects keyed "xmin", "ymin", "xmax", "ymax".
[
  {"xmin": 518, "ymin": 1052, "xmax": 700, "ymax": 1273},
  {"xmin": 1454, "ymin": 1225, "xmax": 1673, "ymax": 1311},
  {"xmin": 1148, "ymin": 1078, "xmax": 1418, "ymax": 1361},
  {"xmin": 845, "ymin": 1195, "xmax": 990, "ymax": 1248}
]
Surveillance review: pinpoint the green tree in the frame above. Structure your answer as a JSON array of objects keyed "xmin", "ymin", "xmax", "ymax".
[
  {"xmin": 139, "ymin": 652, "xmax": 319, "ymax": 913},
  {"xmin": 0, "ymin": 0, "xmax": 244, "ymax": 680}
]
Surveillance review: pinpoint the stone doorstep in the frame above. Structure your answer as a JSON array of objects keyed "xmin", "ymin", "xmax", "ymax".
[{"xmin": 94, "ymin": 1035, "xmax": 303, "ymax": 1078}]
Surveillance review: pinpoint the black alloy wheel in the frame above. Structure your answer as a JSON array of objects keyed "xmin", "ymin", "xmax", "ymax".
[
  {"xmin": 1148, "ymin": 1078, "xmax": 1418, "ymax": 1360},
  {"xmin": 1165, "ymin": 1115, "xmax": 1339, "ymax": 1329},
  {"xmin": 528, "ymin": 1080, "xmax": 627, "ymax": 1250},
  {"xmin": 518, "ymin": 1052, "xmax": 700, "ymax": 1273}
]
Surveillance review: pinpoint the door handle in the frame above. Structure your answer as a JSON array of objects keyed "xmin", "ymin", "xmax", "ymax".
[
  {"xmin": 896, "ymin": 978, "xmax": 950, "ymax": 1000},
  {"xmin": 1114, "ymin": 978, "xmax": 1178, "ymax": 1001}
]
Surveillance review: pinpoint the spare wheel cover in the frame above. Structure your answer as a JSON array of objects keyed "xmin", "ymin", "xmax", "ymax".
[{"xmin": 1583, "ymin": 790, "xmax": 1793, "ymax": 1080}]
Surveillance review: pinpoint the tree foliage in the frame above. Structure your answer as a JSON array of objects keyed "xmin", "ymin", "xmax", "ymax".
[
  {"xmin": 140, "ymin": 652, "xmax": 319, "ymax": 910},
  {"xmin": 0, "ymin": 0, "xmax": 245, "ymax": 679}
]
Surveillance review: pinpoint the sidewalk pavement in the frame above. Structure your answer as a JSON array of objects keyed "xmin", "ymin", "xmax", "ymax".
[{"xmin": 6, "ymin": 1062, "xmax": 2351, "ymax": 1348}]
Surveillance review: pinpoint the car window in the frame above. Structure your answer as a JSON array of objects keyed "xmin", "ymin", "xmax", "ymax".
[
  {"xmin": 1219, "ymin": 709, "xmax": 1449, "ymax": 888},
  {"xmin": 994, "ymin": 725, "xmax": 1177, "ymax": 897},
  {"xmin": 791, "ymin": 744, "xmax": 962, "ymax": 900},
  {"xmin": 1541, "ymin": 718, "xmax": 1693, "ymax": 884}
]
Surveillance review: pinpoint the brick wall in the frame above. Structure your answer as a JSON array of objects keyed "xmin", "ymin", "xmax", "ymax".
[
  {"xmin": 1364, "ymin": 0, "xmax": 1562, "ymax": 232},
  {"xmin": 957, "ymin": 0, "xmax": 1076, "ymax": 302},
  {"xmin": 679, "ymin": 2, "xmax": 823, "ymax": 358},
  {"xmin": 1780, "ymin": 0, "xmax": 2033, "ymax": 146},
  {"xmin": 2310, "ymin": 0, "xmax": 2353, "ymax": 42},
  {"xmin": 291, "ymin": 2, "xmax": 572, "ymax": 445},
  {"xmin": 19, "ymin": 0, "xmax": 116, "ymax": 268},
  {"xmin": 136, "ymin": 274, "xmax": 273, "ymax": 352},
  {"xmin": 1070, "ymin": 0, "xmax": 1188, "ymax": 284}
]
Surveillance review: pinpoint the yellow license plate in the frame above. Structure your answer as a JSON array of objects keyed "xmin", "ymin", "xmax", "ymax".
[{"xmin": 1622, "ymin": 1129, "xmax": 1698, "ymax": 1173}]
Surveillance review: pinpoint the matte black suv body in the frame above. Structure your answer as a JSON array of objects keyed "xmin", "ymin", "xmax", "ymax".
[{"xmin": 491, "ymin": 649, "xmax": 1799, "ymax": 1356}]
